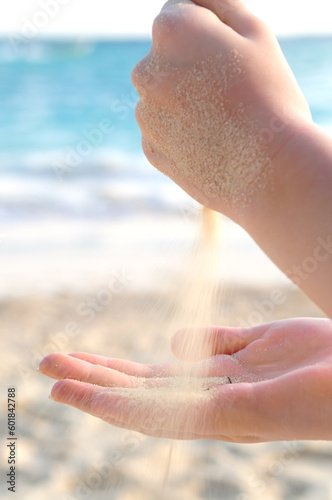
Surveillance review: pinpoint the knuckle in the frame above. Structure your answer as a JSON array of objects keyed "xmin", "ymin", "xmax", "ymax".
[
  {"xmin": 130, "ymin": 65, "xmax": 139, "ymax": 89},
  {"xmin": 152, "ymin": 6, "xmax": 194, "ymax": 49},
  {"xmin": 131, "ymin": 55, "xmax": 165, "ymax": 95},
  {"xmin": 131, "ymin": 55, "xmax": 149, "ymax": 91},
  {"xmin": 141, "ymin": 138, "xmax": 154, "ymax": 159},
  {"xmin": 247, "ymin": 14, "xmax": 272, "ymax": 38},
  {"xmin": 134, "ymin": 102, "xmax": 145, "ymax": 129},
  {"xmin": 134, "ymin": 103, "xmax": 140, "ymax": 126},
  {"xmin": 152, "ymin": 10, "xmax": 179, "ymax": 44}
]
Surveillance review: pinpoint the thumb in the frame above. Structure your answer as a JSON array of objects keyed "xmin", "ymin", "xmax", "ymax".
[{"xmin": 171, "ymin": 325, "xmax": 260, "ymax": 361}]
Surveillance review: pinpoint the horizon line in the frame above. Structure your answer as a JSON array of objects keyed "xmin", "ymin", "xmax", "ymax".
[{"xmin": 1, "ymin": 31, "xmax": 332, "ymax": 41}]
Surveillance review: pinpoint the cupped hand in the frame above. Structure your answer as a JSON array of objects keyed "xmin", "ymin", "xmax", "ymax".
[
  {"xmin": 39, "ymin": 318, "xmax": 332, "ymax": 442},
  {"xmin": 132, "ymin": 0, "xmax": 311, "ymax": 220}
]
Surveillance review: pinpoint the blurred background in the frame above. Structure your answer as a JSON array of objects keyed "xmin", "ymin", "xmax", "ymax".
[
  {"xmin": 0, "ymin": 1, "xmax": 332, "ymax": 500},
  {"xmin": 0, "ymin": 0, "xmax": 331, "ymax": 297}
]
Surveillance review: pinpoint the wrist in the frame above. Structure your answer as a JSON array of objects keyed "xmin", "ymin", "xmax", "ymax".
[
  {"xmin": 239, "ymin": 119, "xmax": 331, "ymax": 230},
  {"xmin": 211, "ymin": 113, "xmax": 317, "ymax": 228},
  {"xmin": 239, "ymin": 119, "xmax": 332, "ymax": 316}
]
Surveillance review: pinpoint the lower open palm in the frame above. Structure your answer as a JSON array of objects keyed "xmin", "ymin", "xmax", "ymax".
[{"xmin": 39, "ymin": 318, "xmax": 332, "ymax": 442}]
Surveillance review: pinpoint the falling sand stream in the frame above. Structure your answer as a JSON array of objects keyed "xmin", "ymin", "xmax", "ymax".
[
  {"xmin": 128, "ymin": 206, "xmax": 230, "ymax": 496},
  {"xmin": 161, "ymin": 206, "xmax": 230, "ymax": 497}
]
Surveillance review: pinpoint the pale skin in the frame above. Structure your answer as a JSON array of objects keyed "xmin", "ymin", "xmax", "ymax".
[
  {"xmin": 40, "ymin": 318, "xmax": 332, "ymax": 442},
  {"xmin": 40, "ymin": 0, "xmax": 332, "ymax": 442}
]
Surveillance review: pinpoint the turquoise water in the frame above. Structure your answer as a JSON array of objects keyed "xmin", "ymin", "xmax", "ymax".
[{"xmin": 0, "ymin": 36, "xmax": 331, "ymax": 220}]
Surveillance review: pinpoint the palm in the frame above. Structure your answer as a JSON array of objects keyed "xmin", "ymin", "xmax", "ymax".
[{"xmin": 39, "ymin": 318, "xmax": 332, "ymax": 442}]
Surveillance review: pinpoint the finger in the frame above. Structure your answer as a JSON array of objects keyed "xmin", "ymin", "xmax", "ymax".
[
  {"xmin": 250, "ymin": 365, "xmax": 332, "ymax": 442},
  {"xmin": 89, "ymin": 380, "xmax": 237, "ymax": 439},
  {"xmin": 69, "ymin": 351, "xmax": 253, "ymax": 385},
  {"xmin": 92, "ymin": 387, "xmax": 262, "ymax": 442},
  {"xmin": 131, "ymin": 53, "xmax": 179, "ymax": 100},
  {"xmin": 141, "ymin": 137, "xmax": 173, "ymax": 176},
  {"xmin": 51, "ymin": 378, "xmax": 108, "ymax": 413},
  {"xmin": 171, "ymin": 326, "xmax": 263, "ymax": 361},
  {"xmin": 190, "ymin": 0, "xmax": 265, "ymax": 37},
  {"xmin": 68, "ymin": 352, "xmax": 177, "ymax": 378},
  {"xmin": 152, "ymin": 1, "xmax": 236, "ymax": 66},
  {"xmin": 135, "ymin": 100, "xmax": 170, "ymax": 138},
  {"xmin": 50, "ymin": 377, "xmax": 214, "ymax": 438},
  {"xmin": 39, "ymin": 353, "xmax": 139, "ymax": 387},
  {"xmin": 50, "ymin": 377, "xmax": 262, "ymax": 442},
  {"xmin": 66, "ymin": 379, "xmax": 261, "ymax": 441}
]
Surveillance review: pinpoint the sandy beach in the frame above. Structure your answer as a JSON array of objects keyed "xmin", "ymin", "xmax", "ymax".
[{"xmin": 1, "ymin": 230, "xmax": 332, "ymax": 500}]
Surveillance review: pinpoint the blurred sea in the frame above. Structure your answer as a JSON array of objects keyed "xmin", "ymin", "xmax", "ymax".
[
  {"xmin": 0, "ymin": 36, "xmax": 331, "ymax": 221},
  {"xmin": 0, "ymin": 36, "xmax": 331, "ymax": 297}
]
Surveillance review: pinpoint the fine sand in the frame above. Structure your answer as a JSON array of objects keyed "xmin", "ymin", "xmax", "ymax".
[{"xmin": 1, "ymin": 280, "xmax": 332, "ymax": 500}]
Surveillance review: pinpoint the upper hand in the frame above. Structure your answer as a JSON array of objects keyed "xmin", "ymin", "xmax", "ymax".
[{"xmin": 131, "ymin": 0, "xmax": 311, "ymax": 221}]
